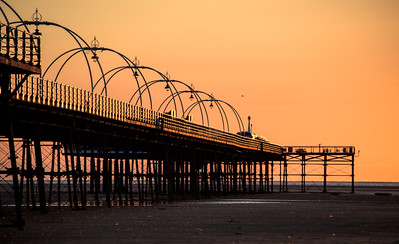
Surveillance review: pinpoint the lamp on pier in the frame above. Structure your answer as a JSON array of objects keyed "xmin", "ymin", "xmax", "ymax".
[
  {"xmin": 133, "ymin": 56, "xmax": 140, "ymax": 77},
  {"xmin": 209, "ymin": 93, "xmax": 214, "ymax": 109},
  {"xmin": 90, "ymin": 36, "xmax": 100, "ymax": 62},
  {"xmin": 31, "ymin": 8, "xmax": 42, "ymax": 35},
  {"xmin": 164, "ymin": 72, "xmax": 171, "ymax": 92},
  {"xmin": 189, "ymin": 83, "xmax": 195, "ymax": 101},
  {"xmin": 164, "ymin": 83, "xmax": 171, "ymax": 92}
]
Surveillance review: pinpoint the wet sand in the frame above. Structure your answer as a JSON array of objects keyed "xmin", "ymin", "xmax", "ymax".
[{"xmin": 1, "ymin": 192, "xmax": 399, "ymax": 243}]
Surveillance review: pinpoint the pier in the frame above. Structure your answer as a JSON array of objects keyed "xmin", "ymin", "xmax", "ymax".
[{"xmin": 0, "ymin": 2, "xmax": 355, "ymax": 231}]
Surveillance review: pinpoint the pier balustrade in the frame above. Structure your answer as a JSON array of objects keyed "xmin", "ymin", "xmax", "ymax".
[
  {"xmin": 0, "ymin": 22, "xmax": 40, "ymax": 67},
  {"xmin": 9, "ymin": 75, "xmax": 282, "ymax": 154}
]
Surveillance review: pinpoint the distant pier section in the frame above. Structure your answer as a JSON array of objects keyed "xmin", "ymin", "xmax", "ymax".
[{"xmin": 282, "ymin": 146, "xmax": 356, "ymax": 193}]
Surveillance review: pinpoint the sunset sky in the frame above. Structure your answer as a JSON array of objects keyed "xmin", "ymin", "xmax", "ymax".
[{"xmin": 6, "ymin": 0, "xmax": 399, "ymax": 182}]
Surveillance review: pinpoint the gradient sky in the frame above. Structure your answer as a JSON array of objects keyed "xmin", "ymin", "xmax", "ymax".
[{"xmin": 6, "ymin": 0, "xmax": 399, "ymax": 181}]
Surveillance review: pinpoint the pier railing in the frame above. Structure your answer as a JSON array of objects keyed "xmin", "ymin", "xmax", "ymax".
[
  {"xmin": 0, "ymin": 22, "xmax": 41, "ymax": 67},
  {"xmin": 283, "ymin": 146, "xmax": 355, "ymax": 154},
  {"xmin": 9, "ymin": 75, "xmax": 282, "ymax": 154}
]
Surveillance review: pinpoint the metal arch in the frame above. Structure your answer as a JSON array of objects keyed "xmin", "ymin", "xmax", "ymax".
[
  {"xmin": 93, "ymin": 65, "xmax": 146, "ymax": 107},
  {"xmin": 87, "ymin": 47, "xmax": 161, "ymax": 107},
  {"xmin": 12, "ymin": 20, "xmax": 101, "ymax": 93},
  {"xmin": 184, "ymin": 98, "xmax": 244, "ymax": 133},
  {"xmin": 154, "ymin": 79, "xmax": 206, "ymax": 118},
  {"xmin": 184, "ymin": 97, "xmax": 228, "ymax": 131},
  {"xmin": 93, "ymin": 65, "xmax": 180, "ymax": 110},
  {"xmin": 185, "ymin": 98, "xmax": 229, "ymax": 132},
  {"xmin": 134, "ymin": 67, "xmax": 183, "ymax": 115},
  {"xmin": 41, "ymin": 47, "xmax": 105, "ymax": 95},
  {"xmin": 2, "ymin": 3, "xmax": 243, "ymax": 132},
  {"xmin": 129, "ymin": 78, "xmax": 183, "ymax": 115},
  {"xmin": 210, "ymin": 99, "xmax": 244, "ymax": 132},
  {"xmin": 0, "ymin": 0, "xmax": 30, "ymax": 32},
  {"xmin": 158, "ymin": 90, "xmax": 209, "ymax": 126},
  {"xmin": 53, "ymin": 49, "xmax": 89, "ymax": 83}
]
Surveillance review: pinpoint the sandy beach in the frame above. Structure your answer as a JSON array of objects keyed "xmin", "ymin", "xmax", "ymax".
[{"xmin": 1, "ymin": 190, "xmax": 398, "ymax": 244}]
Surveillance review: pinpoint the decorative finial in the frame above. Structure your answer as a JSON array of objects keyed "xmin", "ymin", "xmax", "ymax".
[
  {"xmin": 31, "ymin": 8, "xmax": 42, "ymax": 35},
  {"xmin": 133, "ymin": 56, "xmax": 140, "ymax": 66},
  {"xmin": 90, "ymin": 36, "xmax": 100, "ymax": 62}
]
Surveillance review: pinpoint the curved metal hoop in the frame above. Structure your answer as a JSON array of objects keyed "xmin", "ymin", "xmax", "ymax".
[{"xmin": 2, "ymin": 4, "xmax": 245, "ymax": 133}]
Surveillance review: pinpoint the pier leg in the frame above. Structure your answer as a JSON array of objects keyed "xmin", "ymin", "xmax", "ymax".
[
  {"xmin": 301, "ymin": 154, "xmax": 306, "ymax": 193},
  {"xmin": 33, "ymin": 138, "xmax": 47, "ymax": 213},
  {"xmin": 3, "ymin": 72, "xmax": 25, "ymax": 229},
  {"xmin": 271, "ymin": 161, "xmax": 274, "ymax": 193},
  {"xmin": 7, "ymin": 118, "xmax": 24, "ymax": 229},
  {"xmin": 48, "ymin": 142, "xmax": 56, "ymax": 206},
  {"xmin": 351, "ymin": 154, "xmax": 355, "ymax": 193},
  {"xmin": 64, "ymin": 144, "xmax": 73, "ymax": 208},
  {"xmin": 323, "ymin": 154, "xmax": 327, "ymax": 193},
  {"xmin": 259, "ymin": 161, "xmax": 263, "ymax": 192}
]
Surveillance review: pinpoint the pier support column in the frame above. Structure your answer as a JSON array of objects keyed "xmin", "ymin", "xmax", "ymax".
[
  {"xmin": 351, "ymin": 154, "xmax": 355, "ymax": 193},
  {"xmin": 3, "ymin": 72, "xmax": 24, "ymax": 229},
  {"xmin": 33, "ymin": 138, "xmax": 47, "ymax": 213},
  {"xmin": 323, "ymin": 154, "xmax": 327, "ymax": 193}
]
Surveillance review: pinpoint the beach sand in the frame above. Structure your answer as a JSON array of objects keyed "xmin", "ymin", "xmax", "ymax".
[{"xmin": 0, "ymin": 192, "xmax": 398, "ymax": 243}]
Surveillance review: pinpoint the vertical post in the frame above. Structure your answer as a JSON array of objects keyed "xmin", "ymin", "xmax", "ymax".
[
  {"xmin": 147, "ymin": 152, "xmax": 154, "ymax": 203},
  {"xmin": 301, "ymin": 154, "xmax": 306, "ymax": 193},
  {"xmin": 125, "ymin": 157, "xmax": 130, "ymax": 204},
  {"xmin": 5, "ymin": 95, "xmax": 25, "ymax": 229},
  {"xmin": 113, "ymin": 158, "xmax": 119, "ymax": 202},
  {"xmin": 242, "ymin": 161, "xmax": 246, "ymax": 193},
  {"xmin": 48, "ymin": 142, "xmax": 56, "ymax": 205},
  {"xmin": 102, "ymin": 140, "xmax": 111, "ymax": 208},
  {"xmin": 259, "ymin": 161, "xmax": 263, "ymax": 192},
  {"xmin": 64, "ymin": 144, "xmax": 73, "ymax": 208},
  {"xmin": 83, "ymin": 148, "xmax": 87, "ymax": 206},
  {"xmin": 19, "ymin": 139, "xmax": 26, "ymax": 206},
  {"xmin": 266, "ymin": 161, "xmax": 269, "ymax": 192},
  {"xmin": 271, "ymin": 161, "xmax": 274, "ymax": 193},
  {"xmin": 351, "ymin": 153, "xmax": 355, "ymax": 193},
  {"xmin": 25, "ymin": 139, "xmax": 36, "ymax": 209},
  {"xmin": 75, "ymin": 139, "xmax": 86, "ymax": 209},
  {"xmin": 283, "ymin": 156, "xmax": 288, "ymax": 192},
  {"xmin": 253, "ymin": 161, "xmax": 257, "ymax": 192},
  {"xmin": 95, "ymin": 158, "xmax": 100, "ymax": 206},
  {"xmin": 103, "ymin": 158, "xmax": 111, "ymax": 207},
  {"xmin": 323, "ymin": 154, "xmax": 327, "ymax": 193},
  {"xmin": 33, "ymin": 137, "xmax": 47, "ymax": 213},
  {"xmin": 279, "ymin": 161, "xmax": 282, "ymax": 192},
  {"xmin": 135, "ymin": 157, "xmax": 142, "ymax": 203},
  {"xmin": 248, "ymin": 161, "xmax": 252, "ymax": 192},
  {"xmin": 57, "ymin": 143, "xmax": 61, "ymax": 207},
  {"xmin": 68, "ymin": 137, "xmax": 79, "ymax": 209},
  {"xmin": 90, "ymin": 157, "xmax": 95, "ymax": 193},
  {"xmin": 232, "ymin": 159, "xmax": 237, "ymax": 193}
]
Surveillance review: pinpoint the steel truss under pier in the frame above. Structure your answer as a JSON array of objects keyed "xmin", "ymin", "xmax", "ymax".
[{"xmin": 0, "ymin": 138, "xmax": 280, "ymax": 228}]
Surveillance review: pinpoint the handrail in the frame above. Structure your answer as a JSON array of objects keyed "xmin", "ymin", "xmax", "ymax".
[
  {"xmin": 283, "ymin": 146, "xmax": 356, "ymax": 154},
  {"xmin": 9, "ymin": 75, "xmax": 282, "ymax": 155},
  {"xmin": 0, "ymin": 22, "xmax": 40, "ymax": 67}
]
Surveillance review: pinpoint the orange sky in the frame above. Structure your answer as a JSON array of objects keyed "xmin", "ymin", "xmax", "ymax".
[{"xmin": 6, "ymin": 0, "xmax": 399, "ymax": 182}]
